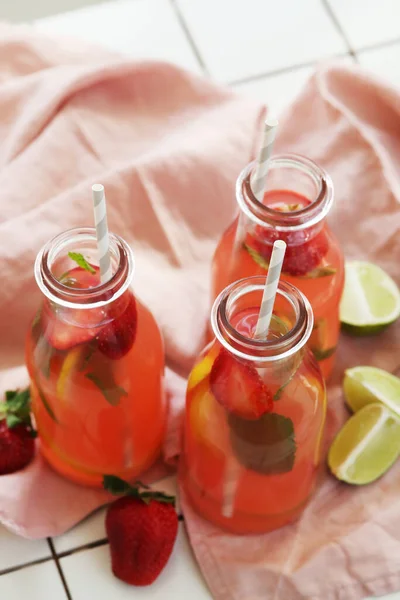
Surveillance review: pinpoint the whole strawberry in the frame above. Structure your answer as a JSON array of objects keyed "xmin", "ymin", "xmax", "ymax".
[
  {"xmin": 103, "ymin": 475, "xmax": 178, "ymax": 586},
  {"xmin": 0, "ymin": 388, "xmax": 36, "ymax": 475}
]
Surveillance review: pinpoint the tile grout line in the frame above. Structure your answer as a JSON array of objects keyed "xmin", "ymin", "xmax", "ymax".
[
  {"xmin": 227, "ymin": 53, "xmax": 353, "ymax": 87},
  {"xmin": 47, "ymin": 538, "xmax": 73, "ymax": 600},
  {"xmin": 169, "ymin": 0, "xmax": 209, "ymax": 75},
  {"xmin": 0, "ymin": 555, "xmax": 53, "ymax": 577},
  {"xmin": 357, "ymin": 35, "xmax": 400, "ymax": 55},
  {"xmin": 320, "ymin": 0, "xmax": 358, "ymax": 62},
  {"xmin": 56, "ymin": 538, "xmax": 109, "ymax": 560},
  {"xmin": 48, "ymin": 516, "xmax": 184, "ymax": 560}
]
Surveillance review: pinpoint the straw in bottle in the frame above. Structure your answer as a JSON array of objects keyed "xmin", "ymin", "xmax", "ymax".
[
  {"xmin": 222, "ymin": 240, "xmax": 286, "ymax": 519},
  {"xmin": 229, "ymin": 115, "xmax": 279, "ymax": 275},
  {"xmin": 92, "ymin": 183, "xmax": 112, "ymax": 284},
  {"xmin": 254, "ymin": 239, "xmax": 287, "ymax": 339}
]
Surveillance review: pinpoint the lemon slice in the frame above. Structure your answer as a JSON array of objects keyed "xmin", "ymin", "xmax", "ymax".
[
  {"xmin": 56, "ymin": 347, "xmax": 83, "ymax": 402},
  {"xmin": 344, "ymin": 366, "xmax": 400, "ymax": 416},
  {"xmin": 187, "ymin": 348, "xmax": 219, "ymax": 392},
  {"xmin": 328, "ymin": 403, "xmax": 400, "ymax": 485},
  {"xmin": 340, "ymin": 261, "xmax": 400, "ymax": 335}
]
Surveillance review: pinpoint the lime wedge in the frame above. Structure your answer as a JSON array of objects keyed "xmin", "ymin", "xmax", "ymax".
[
  {"xmin": 344, "ymin": 366, "xmax": 400, "ymax": 416},
  {"xmin": 328, "ymin": 403, "xmax": 400, "ymax": 484},
  {"xmin": 340, "ymin": 261, "xmax": 400, "ymax": 335}
]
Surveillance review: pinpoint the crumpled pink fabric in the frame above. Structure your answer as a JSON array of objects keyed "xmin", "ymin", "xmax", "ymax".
[
  {"xmin": 0, "ymin": 21, "xmax": 263, "ymax": 539},
  {"xmin": 1, "ymin": 22, "xmax": 400, "ymax": 600}
]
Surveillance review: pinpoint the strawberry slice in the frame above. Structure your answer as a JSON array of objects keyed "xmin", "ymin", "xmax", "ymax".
[
  {"xmin": 250, "ymin": 226, "xmax": 329, "ymax": 277},
  {"xmin": 210, "ymin": 349, "xmax": 273, "ymax": 419},
  {"xmin": 42, "ymin": 301, "xmax": 103, "ymax": 351},
  {"xmin": 97, "ymin": 293, "xmax": 137, "ymax": 360}
]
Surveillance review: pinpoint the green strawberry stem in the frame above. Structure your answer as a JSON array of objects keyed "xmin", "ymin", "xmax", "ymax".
[
  {"xmin": 103, "ymin": 475, "xmax": 176, "ymax": 507},
  {"xmin": 0, "ymin": 388, "xmax": 37, "ymax": 437}
]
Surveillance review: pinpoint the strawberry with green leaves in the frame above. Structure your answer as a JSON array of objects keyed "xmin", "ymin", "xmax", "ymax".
[
  {"xmin": 0, "ymin": 388, "xmax": 36, "ymax": 475},
  {"xmin": 103, "ymin": 476, "xmax": 178, "ymax": 586}
]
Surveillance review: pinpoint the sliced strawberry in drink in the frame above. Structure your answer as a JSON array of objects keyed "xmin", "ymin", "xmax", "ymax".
[
  {"xmin": 250, "ymin": 226, "xmax": 329, "ymax": 276},
  {"xmin": 97, "ymin": 293, "xmax": 137, "ymax": 360},
  {"xmin": 42, "ymin": 301, "xmax": 103, "ymax": 351},
  {"xmin": 210, "ymin": 348, "xmax": 273, "ymax": 419}
]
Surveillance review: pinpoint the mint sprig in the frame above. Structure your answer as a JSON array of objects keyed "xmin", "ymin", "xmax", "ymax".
[
  {"xmin": 0, "ymin": 388, "xmax": 37, "ymax": 437},
  {"xmin": 228, "ymin": 412, "xmax": 296, "ymax": 475},
  {"xmin": 103, "ymin": 475, "xmax": 176, "ymax": 506},
  {"xmin": 243, "ymin": 243, "xmax": 270, "ymax": 270},
  {"xmin": 85, "ymin": 372, "xmax": 128, "ymax": 406},
  {"xmin": 68, "ymin": 252, "xmax": 96, "ymax": 274}
]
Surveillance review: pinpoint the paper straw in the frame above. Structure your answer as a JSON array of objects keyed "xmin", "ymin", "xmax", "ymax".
[
  {"xmin": 250, "ymin": 115, "xmax": 279, "ymax": 202},
  {"xmin": 92, "ymin": 183, "xmax": 112, "ymax": 284},
  {"xmin": 254, "ymin": 240, "xmax": 287, "ymax": 339}
]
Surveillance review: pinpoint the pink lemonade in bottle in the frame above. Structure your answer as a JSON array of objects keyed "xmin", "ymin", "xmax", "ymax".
[
  {"xmin": 26, "ymin": 228, "xmax": 166, "ymax": 486},
  {"xmin": 180, "ymin": 277, "xmax": 326, "ymax": 534},
  {"xmin": 212, "ymin": 155, "xmax": 344, "ymax": 379}
]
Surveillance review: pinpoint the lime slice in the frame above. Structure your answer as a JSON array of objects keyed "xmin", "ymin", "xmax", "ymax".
[
  {"xmin": 340, "ymin": 261, "xmax": 400, "ymax": 335},
  {"xmin": 344, "ymin": 366, "xmax": 400, "ymax": 416},
  {"xmin": 328, "ymin": 403, "xmax": 400, "ymax": 484}
]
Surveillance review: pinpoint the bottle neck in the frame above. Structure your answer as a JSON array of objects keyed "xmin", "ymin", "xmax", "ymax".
[
  {"xmin": 211, "ymin": 277, "xmax": 313, "ymax": 364},
  {"xmin": 236, "ymin": 154, "xmax": 334, "ymax": 233},
  {"xmin": 35, "ymin": 227, "xmax": 134, "ymax": 310}
]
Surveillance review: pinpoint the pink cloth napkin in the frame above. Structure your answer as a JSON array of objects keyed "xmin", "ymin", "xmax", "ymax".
[{"xmin": 1, "ymin": 22, "xmax": 400, "ymax": 600}]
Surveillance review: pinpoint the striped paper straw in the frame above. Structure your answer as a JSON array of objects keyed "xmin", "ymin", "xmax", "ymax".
[
  {"xmin": 250, "ymin": 115, "xmax": 279, "ymax": 202},
  {"xmin": 254, "ymin": 240, "xmax": 287, "ymax": 339},
  {"xmin": 92, "ymin": 183, "xmax": 112, "ymax": 284}
]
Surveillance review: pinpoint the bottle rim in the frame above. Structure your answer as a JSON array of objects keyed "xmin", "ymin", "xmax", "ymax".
[
  {"xmin": 236, "ymin": 153, "xmax": 334, "ymax": 232},
  {"xmin": 34, "ymin": 227, "xmax": 134, "ymax": 309},
  {"xmin": 210, "ymin": 276, "xmax": 314, "ymax": 363}
]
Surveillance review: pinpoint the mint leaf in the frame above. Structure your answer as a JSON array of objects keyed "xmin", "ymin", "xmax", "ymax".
[
  {"xmin": 243, "ymin": 243, "xmax": 270, "ymax": 270},
  {"xmin": 103, "ymin": 475, "xmax": 136, "ymax": 495},
  {"xmin": 68, "ymin": 252, "xmax": 96, "ymax": 274},
  {"xmin": 228, "ymin": 412, "xmax": 296, "ymax": 475},
  {"xmin": 79, "ymin": 342, "xmax": 96, "ymax": 372},
  {"xmin": 86, "ymin": 372, "xmax": 128, "ymax": 406},
  {"xmin": 299, "ymin": 266, "xmax": 337, "ymax": 279},
  {"xmin": 312, "ymin": 346, "xmax": 336, "ymax": 361},
  {"xmin": 32, "ymin": 310, "xmax": 42, "ymax": 329},
  {"xmin": 36, "ymin": 385, "xmax": 58, "ymax": 423}
]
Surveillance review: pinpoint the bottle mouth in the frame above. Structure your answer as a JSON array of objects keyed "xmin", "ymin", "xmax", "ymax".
[
  {"xmin": 237, "ymin": 153, "xmax": 334, "ymax": 232},
  {"xmin": 35, "ymin": 227, "xmax": 134, "ymax": 309},
  {"xmin": 211, "ymin": 276, "xmax": 314, "ymax": 363}
]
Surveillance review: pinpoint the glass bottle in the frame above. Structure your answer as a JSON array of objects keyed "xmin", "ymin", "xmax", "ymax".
[
  {"xmin": 211, "ymin": 154, "xmax": 345, "ymax": 379},
  {"xmin": 180, "ymin": 276, "xmax": 326, "ymax": 534},
  {"xmin": 26, "ymin": 227, "xmax": 166, "ymax": 486}
]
